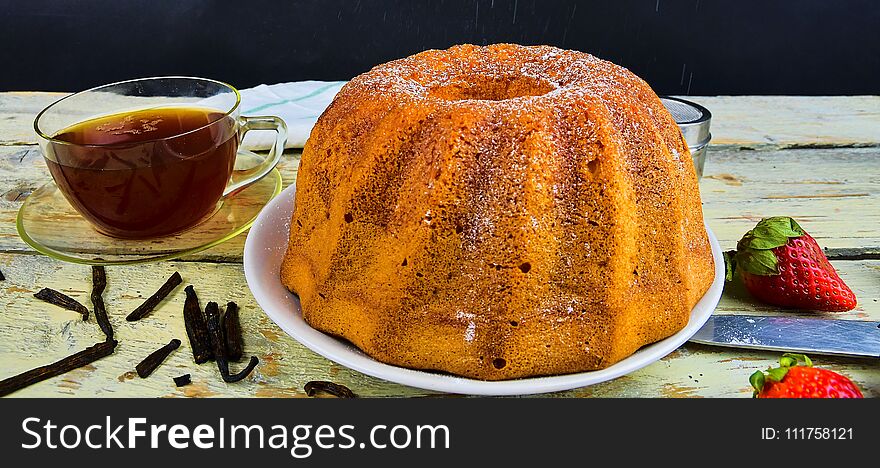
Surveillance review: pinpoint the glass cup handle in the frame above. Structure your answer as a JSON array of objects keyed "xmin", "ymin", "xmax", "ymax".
[{"xmin": 223, "ymin": 115, "xmax": 288, "ymax": 197}]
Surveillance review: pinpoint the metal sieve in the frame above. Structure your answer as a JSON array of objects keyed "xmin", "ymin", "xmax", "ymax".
[{"xmin": 661, "ymin": 96, "xmax": 712, "ymax": 178}]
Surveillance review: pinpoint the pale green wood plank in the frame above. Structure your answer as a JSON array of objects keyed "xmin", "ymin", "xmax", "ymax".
[
  {"xmin": 3, "ymin": 92, "xmax": 879, "ymax": 149},
  {"xmin": 0, "ymin": 92, "xmax": 68, "ymax": 145},
  {"xmin": 1, "ymin": 254, "xmax": 878, "ymax": 397},
  {"xmin": 683, "ymin": 95, "xmax": 880, "ymax": 150},
  {"xmin": 700, "ymin": 146, "xmax": 880, "ymax": 255}
]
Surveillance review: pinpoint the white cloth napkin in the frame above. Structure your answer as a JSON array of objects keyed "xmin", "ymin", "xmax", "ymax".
[{"xmin": 238, "ymin": 81, "xmax": 347, "ymax": 150}]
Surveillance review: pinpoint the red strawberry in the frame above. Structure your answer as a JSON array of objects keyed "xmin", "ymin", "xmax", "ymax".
[
  {"xmin": 750, "ymin": 353, "xmax": 863, "ymax": 398},
  {"xmin": 724, "ymin": 217, "xmax": 857, "ymax": 312}
]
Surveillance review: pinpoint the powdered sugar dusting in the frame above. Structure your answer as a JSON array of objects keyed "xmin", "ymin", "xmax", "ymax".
[
  {"xmin": 339, "ymin": 43, "xmax": 687, "ymax": 167},
  {"xmin": 456, "ymin": 311, "xmax": 477, "ymax": 342}
]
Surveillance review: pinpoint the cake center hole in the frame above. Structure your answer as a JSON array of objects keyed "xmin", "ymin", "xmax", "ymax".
[{"xmin": 429, "ymin": 76, "xmax": 555, "ymax": 102}]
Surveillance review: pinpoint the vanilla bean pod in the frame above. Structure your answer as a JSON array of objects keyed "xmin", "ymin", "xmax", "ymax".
[
  {"xmin": 91, "ymin": 266, "xmax": 112, "ymax": 341},
  {"xmin": 126, "ymin": 271, "xmax": 182, "ymax": 321},
  {"xmin": 173, "ymin": 374, "xmax": 191, "ymax": 387},
  {"xmin": 135, "ymin": 339, "xmax": 181, "ymax": 378},
  {"xmin": 304, "ymin": 381, "xmax": 357, "ymax": 398},
  {"xmin": 205, "ymin": 301, "xmax": 258, "ymax": 383},
  {"xmin": 182, "ymin": 285, "xmax": 212, "ymax": 364},
  {"xmin": 222, "ymin": 301, "xmax": 243, "ymax": 361},
  {"xmin": 0, "ymin": 340, "xmax": 117, "ymax": 397},
  {"xmin": 34, "ymin": 288, "xmax": 89, "ymax": 321}
]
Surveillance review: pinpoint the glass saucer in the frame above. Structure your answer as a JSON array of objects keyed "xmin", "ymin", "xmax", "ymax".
[{"xmin": 17, "ymin": 151, "xmax": 282, "ymax": 265}]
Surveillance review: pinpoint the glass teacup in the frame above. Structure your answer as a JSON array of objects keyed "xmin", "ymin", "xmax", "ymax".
[{"xmin": 34, "ymin": 77, "xmax": 287, "ymax": 239}]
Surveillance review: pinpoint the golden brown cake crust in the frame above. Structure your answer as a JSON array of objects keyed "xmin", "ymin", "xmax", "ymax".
[{"xmin": 281, "ymin": 44, "xmax": 715, "ymax": 380}]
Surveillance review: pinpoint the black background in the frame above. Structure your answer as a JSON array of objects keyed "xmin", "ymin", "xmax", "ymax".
[{"xmin": 2, "ymin": 0, "xmax": 878, "ymax": 95}]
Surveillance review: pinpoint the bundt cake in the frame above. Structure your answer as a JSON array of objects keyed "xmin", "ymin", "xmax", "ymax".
[{"xmin": 281, "ymin": 43, "xmax": 715, "ymax": 381}]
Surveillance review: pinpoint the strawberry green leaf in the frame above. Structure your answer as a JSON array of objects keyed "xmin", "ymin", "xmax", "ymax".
[
  {"xmin": 723, "ymin": 250, "xmax": 737, "ymax": 282},
  {"xmin": 781, "ymin": 353, "xmax": 812, "ymax": 367},
  {"xmin": 766, "ymin": 366, "xmax": 790, "ymax": 382},
  {"xmin": 735, "ymin": 248, "xmax": 779, "ymax": 276},
  {"xmin": 744, "ymin": 227, "xmax": 791, "ymax": 250},
  {"xmin": 742, "ymin": 218, "xmax": 804, "ymax": 250},
  {"xmin": 759, "ymin": 217, "xmax": 804, "ymax": 238},
  {"xmin": 779, "ymin": 355, "xmax": 798, "ymax": 368},
  {"xmin": 732, "ymin": 217, "xmax": 809, "ymax": 276},
  {"xmin": 749, "ymin": 370, "xmax": 765, "ymax": 394},
  {"xmin": 787, "ymin": 219, "xmax": 804, "ymax": 236}
]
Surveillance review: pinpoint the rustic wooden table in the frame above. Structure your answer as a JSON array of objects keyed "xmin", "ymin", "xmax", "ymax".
[{"xmin": 0, "ymin": 93, "xmax": 878, "ymax": 397}]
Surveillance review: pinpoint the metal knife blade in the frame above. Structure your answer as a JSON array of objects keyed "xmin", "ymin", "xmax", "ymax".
[{"xmin": 690, "ymin": 315, "xmax": 880, "ymax": 358}]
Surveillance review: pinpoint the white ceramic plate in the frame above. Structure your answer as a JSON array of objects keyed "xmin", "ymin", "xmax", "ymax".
[{"xmin": 244, "ymin": 183, "xmax": 725, "ymax": 396}]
